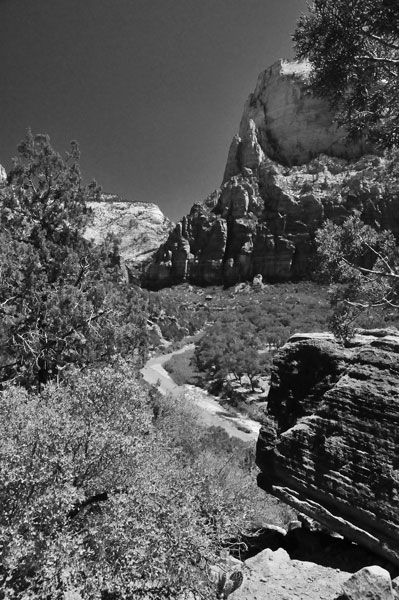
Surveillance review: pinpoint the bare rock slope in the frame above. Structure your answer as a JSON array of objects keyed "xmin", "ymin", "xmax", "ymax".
[
  {"xmin": 144, "ymin": 59, "xmax": 399, "ymax": 289},
  {"xmin": 256, "ymin": 329, "xmax": 399, "ymax": 568},
  {"xmin": 85, "ymin": 194, "xmax": 172, "ymax": 268}
]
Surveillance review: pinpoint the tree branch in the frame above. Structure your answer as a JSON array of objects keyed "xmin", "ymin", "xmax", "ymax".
[
  {"xmin": 363, "ymin": 241, "xmax": 397, "ymax": 275},
  {"xmin": 68, "ymin": 488, "xmax": 125, "ymax": 518},
  {"xmin": 364, "ymin": 31, "xmax": 399, "ymax": 52},
  {"xmin": 356, "ymin": 54, "xmax": 399, "ymax": 66},
  {"xmin": 357, "ymin": 265, "xmax": 399, "ymax": 279}
]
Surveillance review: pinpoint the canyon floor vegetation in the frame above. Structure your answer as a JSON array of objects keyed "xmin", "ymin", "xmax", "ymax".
[{"xmin": 158, "ymin": 281, "xmax": 331, "ymax": 411}]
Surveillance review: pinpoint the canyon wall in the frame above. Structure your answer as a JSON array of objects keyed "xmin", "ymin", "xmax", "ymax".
[
  {"xmin": 256, "ymin": 329, "xmax": 399, "ymax": 567},
  {"xmin": 85, "ymin": 194, "xmax": 172, "ymax": 272},
  {"xmin": 143, "ymin": 60, "xmax": 399, "ymax": 289}
]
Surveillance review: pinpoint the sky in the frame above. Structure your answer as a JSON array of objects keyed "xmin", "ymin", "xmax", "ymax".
[{"xmin": 1, "ymin": 0, "xmax": 308, "ymax": 222}]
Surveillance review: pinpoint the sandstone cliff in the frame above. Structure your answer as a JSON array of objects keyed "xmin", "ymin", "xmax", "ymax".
[
  {"xmin": 85, "ymin": 194, "xmax": 172, "ymax": 269},
  {"xmin": 256, "ymin": 329, "xmax": 399, "ymax": 568},
  {"xmin": 143, "ymin": 60, "xmax": 399, "ymax": 289}
]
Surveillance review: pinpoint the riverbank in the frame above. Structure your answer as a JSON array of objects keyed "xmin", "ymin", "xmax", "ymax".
[{"xmin": 141, "ymin": 344, "xmax": 261, "ymax": 443}]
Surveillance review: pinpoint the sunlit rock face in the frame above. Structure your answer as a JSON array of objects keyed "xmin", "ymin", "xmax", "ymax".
[
  {"xmin": 224, "ymin": 59, "xmax": 368, "ymax": 182},
  {"xmin": 85, "ymin": 194, "xmax": 172, "ymax": 271},
  {"xmin": 256, "ymin": 329, "xmax": 399, "ymax": 568},
  {"xmin": 0, "ymin": 164, "xmax": 6, "ymax": 183},
  {"xmin": 143, "ymin": 60, "xmax": 399, "ymax": 290}
]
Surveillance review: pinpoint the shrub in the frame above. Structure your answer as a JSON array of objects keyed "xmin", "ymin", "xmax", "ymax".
[{"xmin": 0, "ymin": 365, "xmax": 292, "ymax": 599}]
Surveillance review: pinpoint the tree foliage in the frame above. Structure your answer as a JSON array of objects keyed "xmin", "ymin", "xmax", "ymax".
[
  {"xmin": 195, "ymin": 319, "xmax": 272, "ymax": 393},
  {"xmin": 315, "ymin": 215, "xmax": 399, "ymax": 339},
  {"xmin": 0, "ymin": 131, "xmax": 147, "ymax": 387},
  {"xmin": 194, "ymin": 283, "xmax": 330, "ymax": 394},
  {"xmin": 293, "ymin": 0, "xmax": 399, "ymax": 146}
]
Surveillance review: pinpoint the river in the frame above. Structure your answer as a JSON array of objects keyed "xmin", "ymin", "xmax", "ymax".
[{"xmin": 141, "ymin": 344, "xmax": 261, "ymax": 443}]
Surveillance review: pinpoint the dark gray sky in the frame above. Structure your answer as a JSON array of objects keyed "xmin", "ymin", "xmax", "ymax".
[{"xmin": 1, "ymin": 0, "xmax": 308, "ymax": 221}]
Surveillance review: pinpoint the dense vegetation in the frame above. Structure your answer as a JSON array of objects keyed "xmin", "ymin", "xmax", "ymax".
[
  {"xmin": 193, "ymin": 282, "xmax": 330, "ymax": 397},
  {"xmin": 1, "ymin": 362, "xmax": 293, "ymax": 599},
  {"xmin": 0, "ymin": 131, "xmax": 147, "ymax": 388}
]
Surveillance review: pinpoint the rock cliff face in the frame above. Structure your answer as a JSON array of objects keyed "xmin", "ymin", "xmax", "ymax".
[
  {"xmin": 256, "ymin": 329, "xmax": 399, "ymax": 567},
  {"xmin": 143, "ymin": 60, "xmax": 399, "ymax": 289},
  {"xmin": 225, "ymin": 60, "xmax": 368, "ymax": 180},
  {"xmin": 85, "ymin": 194, "xmax": 172, "ymax": 270}
]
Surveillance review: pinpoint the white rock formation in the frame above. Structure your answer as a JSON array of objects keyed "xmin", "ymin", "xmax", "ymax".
[
  {"xmin": 85, "ymin": 194, "xmax": 172, "ymax": 266},
  {"xmin": 0, "ymin": 164, "xmax": 6, "ymax": 183},
  {"xmin": 223, "ymin": 59, "xmax": 369, "ymax": 181}
]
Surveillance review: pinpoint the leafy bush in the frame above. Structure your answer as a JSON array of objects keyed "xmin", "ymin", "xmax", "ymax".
[
  {"xmin": 0, "ymin": 366, "xmax": 211, "ymax": 598},
  {"xmin": 0, "ymin": 364, "xmax": 292, "ymax": 599}
]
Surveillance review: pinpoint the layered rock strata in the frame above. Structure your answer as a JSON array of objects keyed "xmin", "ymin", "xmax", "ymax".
[
  {"xmin": 256, "ymin": 329, "xmax": 399, "ymax": 567},
  {"xmin": 143, "ymin": 59, "xmax": 399, "ymax": 289}
]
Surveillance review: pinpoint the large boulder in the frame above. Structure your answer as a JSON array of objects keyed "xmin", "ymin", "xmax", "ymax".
[
  {"xmin": 256, "ymin": 329, "xmax": 399, "ymax": 568},
  {"xmin": 143, "ymin": 60, "xmax": 399, "ymax": 289},
  {"xmin": 342, "ymin": 566, "xmax": 394, "ymax": 600}
]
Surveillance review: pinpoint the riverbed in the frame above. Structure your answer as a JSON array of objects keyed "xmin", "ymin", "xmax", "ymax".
[{"xmin": 141, "ymin": 344, "xmax": 261, "ymax": 442}]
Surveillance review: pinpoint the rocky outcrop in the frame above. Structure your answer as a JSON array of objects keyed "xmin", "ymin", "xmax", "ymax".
[
  {"xmin": 225, "ymin": 59, "xmax": 369, "ymax": 180},
  {"xmin": 143, "ymin": 60, "xmax": 399, "ymax": 289},
  {"xmin": 256, "ymin": 329, "xmax": 399, "ymax": 568},
  {"xmin": 85, "ymin": 194, "xmax": 172, "ymax": 270},
  {"xmin": 0, "ymin": 164, "xmax": 6, "ymax": 184},
  {"xmin": 229, "ymin": 549, "xmax": 399, "ymax": 600}
]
